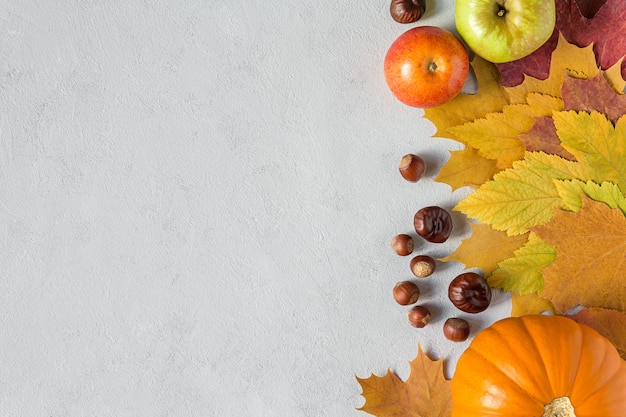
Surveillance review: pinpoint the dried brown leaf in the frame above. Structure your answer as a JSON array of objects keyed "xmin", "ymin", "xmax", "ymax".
[
  {"xmin": 568, "ymin": 307, "xmax": 626, "ymax": 360},
  {"xmin": 435, "ymin": 148, "xmax": 498, "ymax": 191},
  {"xmin": 356, "ymin": 345, "xmax": 451, "ymax": 417}
]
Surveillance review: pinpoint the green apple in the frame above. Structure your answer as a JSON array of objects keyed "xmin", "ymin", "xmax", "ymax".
[{"xmin": 455, "ymin": 0, "xmax": 556, "ymax": 63}]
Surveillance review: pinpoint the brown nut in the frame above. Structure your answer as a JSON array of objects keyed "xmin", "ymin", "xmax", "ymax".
[
  {"xmin": 393, "ymin": 281, "xmax": 420, "ymax": 305},
  {"xmin": 448, "ymin": 272, "xmax": 492, "ymax": 313},
  {"xmin": 399, "ymin": 154, "xmax": 426, "ymax": 182},
  {"xmin": 410, "ymin": 255, "xmax": 436, "ymax": 278},
  {"xmin": 391, "ymin": 234, "xmax": 414, "ymax": 256},
  {"xmin": 390, "ymin": 0, "xmax": 426, "ymax": 24},
  {"xmin": 443, "ymin": 317, "xmax": 470, "ymax": 342},
  {"xmin": 407, "ymin": 305, "xmax": 431, "ymax": 328},
  {"xmin": 414, "ymin": 206, "xmax": 453, "ymax": 243}
]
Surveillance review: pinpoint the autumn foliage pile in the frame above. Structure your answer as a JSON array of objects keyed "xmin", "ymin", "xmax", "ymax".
[
  {"xmin": 426, "ymin": 3, "xmax": 626, "ymax": 343},
  {"xmin": 357, "ymin": 1, "xmax": 626, "ymax": 416}
]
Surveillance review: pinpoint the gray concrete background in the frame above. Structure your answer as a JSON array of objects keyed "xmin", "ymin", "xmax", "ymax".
[{"xmin": 0, "ymin": 1, "xmax": 509, "ymax": 415}]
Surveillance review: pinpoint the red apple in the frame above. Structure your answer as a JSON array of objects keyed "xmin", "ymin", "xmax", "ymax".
[{"xmin": 384, "ymin": 26, "xmax": 469, "ymax": 108}]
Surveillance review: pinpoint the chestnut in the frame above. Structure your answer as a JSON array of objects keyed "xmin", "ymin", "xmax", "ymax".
[
  {"xmin": 391, "ymin": 234, "xmax": 414, "ymax": 256},
  {"xmin": 390, "ymin": 0, "xmax": 426, "ymax": 24},
  {"xmin": 393, "ymin": 281, "xmax": 420, "ymax": 305},
  {"xmin": 410, "ymin": 255, "xmax": 436, "ymax": 278},
  {"xmin": 443, "ymin": 317, "xmax": 470, "ymax": 342},
  {"xmin": 414, "ymin": 206, "xmax": 453, "ymax": 243},
  {"xmin": 399, "ymin": 154, "xmax": 425, "ymax": 182},
  {"xmin": 407, "ymin": 305, "xmax": 431, "ymax": 328},
  {"xmin": 448, "ymin": 272, "xmax": 491, "ymax": 313}
]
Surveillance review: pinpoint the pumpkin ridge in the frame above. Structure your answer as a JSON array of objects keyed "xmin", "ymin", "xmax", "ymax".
[
  {"xmin": 515, "ymin": 316, "xmax": 555, "ymax": 392},
  {"xmin": 523, "ymin": 316, "xmax": 583, "ymax": 398},
  {"xmin": 569, "ymin": 332, "xmax": 626, "ymax": 411},
  {"xmin": 573, "ymin": 366, "xmax": 626, "ymax": 415},
  {"xmin": 468, "ymin": 344, "xmax": 546, "ymax": 407},
  {"xmin": 452, "ymin": 347, "xmax": 545, "ymax": 415},
  {"xmin": 564, "ymin": 322, "xmax": 622, "ymax": 407},
  {"xmin": 491, "ymin": 317, "xmax": 559, "ymax": 402},
  {"xmin": 568, "ymin": 318, "xmax": 585, "ymax": 397}
]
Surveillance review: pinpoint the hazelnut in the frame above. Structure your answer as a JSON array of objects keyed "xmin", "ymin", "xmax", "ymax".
[
  {"xmin": 410, "ymin": 255, "xmax": 436, "ymax": 278},
  {"xmin": 414, "ymin": 206, "xmax": 453, "ymax": 243},
  {"xmin": 393, "ymin": 281, "xmax": 420, "ymax": 305},
  {"xmin": 399, "ymin": 154, "xmax": 426, "ymax": 182},
  {"xmin": 448, "ymin": 272, "xmax": 492, "ymax": 313},
  {"xmin": 390, "ymin": 0, "xmax": 426, "ymax": 24},
  {"xmin": 391, "ymin": 234, "xmax": 414, "ymax": 256},
  {"xmin": 443, "ymin": 317, "xmax": 470, "ymax": 342},
  {"xmin": 407, "ymin": 305, "xmax": 431, "ymax": 328}
]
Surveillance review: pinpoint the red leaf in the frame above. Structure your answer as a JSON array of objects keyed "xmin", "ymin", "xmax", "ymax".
[
  {"xmin": 573, "ymin": 0, "xmax": 607, "ymax": 18},
  {"xmin": 561, "ymin": 73, "xmax": 626, "ymax": 123},
  {"xmin": 497, "ymin": 31, "xmax": 558, "ymax": 87},
  {"xmin": 497, "ymin": 0, "xmax": 626, "ymax": 87},
  {"xmin": 558, "ymin": 0, "xmax": 626, "ymax": 73},
  {"xmin": 519, "ymin": 117, "xmax": 574, "ymax": 160}
]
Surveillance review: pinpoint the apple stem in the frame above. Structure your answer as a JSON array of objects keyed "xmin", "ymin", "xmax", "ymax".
[
  {"xmin": 428, "ymin": 61, "xmax": 437, "ymax": 72},
  {"xmin": 496, "ymin": 4, "xmax": 506, "ymax": 17}
]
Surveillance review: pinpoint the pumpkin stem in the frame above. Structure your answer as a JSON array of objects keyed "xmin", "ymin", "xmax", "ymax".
[{"xmin": 542, "ymin": 397, "xmax": 576, "ymax": 417}]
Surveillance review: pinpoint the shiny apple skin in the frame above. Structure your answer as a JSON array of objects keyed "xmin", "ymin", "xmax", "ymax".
[
  {"xmin": 455, "ymin": 0, "xmax": 556, "ymax": 63},
  {"xmin": 384, "ymin": 26, "xmax": 469, "ymax": 108}
]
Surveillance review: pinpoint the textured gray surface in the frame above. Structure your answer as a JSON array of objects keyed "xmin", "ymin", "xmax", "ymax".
[{"xmin": 0, "ymin": 1, "xmax": 509, "ymax": 415}]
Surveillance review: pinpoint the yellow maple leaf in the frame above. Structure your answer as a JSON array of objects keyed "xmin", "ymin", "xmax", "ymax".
[
  {"xmin": 506, "ymin": 34, "xmax": 599, "ymax": 104},
  {"xmin": 603, "ymin": 57, "xmax": 626, "ymax": 93},
  {"xmin": 435, "ymin": 148, "xmax": 498, "ymax": 191},
  {"xmin": 447, "ymin": 95, "xmax": 564, "ymax": 170},
  {"xmin": 448, "ymin": 110, "xmax": 528, "ymax": 170},
  {"xmin": 533, "ymin": 196, "xmax": 626, "ymax": 314},
  {"xmin": 510, "ymin": 292, "xmax": 555, "ymax": 317},
  {"xmin": 523, "ymin": 93, "xmax": 564, "ymax": 115},
  {"xmin": 554, "ymin": 111, "xmax": 626, "ymax": 193},
  {"xmin": 356, "ymin": 345, "xmax": 451, "ymax": 417},
  {"xmin": 439, "ymin": 223, "xmax": 528, "ymax": 276},
  {"xmin": 424, "ymin": 57, "xmax": 508, "ymax": 142}
]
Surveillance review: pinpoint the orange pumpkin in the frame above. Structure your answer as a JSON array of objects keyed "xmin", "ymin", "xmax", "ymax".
[{"xmin": 451, "ymin": 315, "xmax": 626, "ymax": 417}]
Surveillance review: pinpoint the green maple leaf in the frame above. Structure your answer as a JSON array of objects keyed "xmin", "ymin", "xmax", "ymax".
[
  {"xmin": 488, "ymin": 233, "xmax": 556, "ymax": 294},
  {"xmin": 454, "ymin": 152, "xmax": 587, "ymax": 235},
  {"xmin": 555, "ymin": 179, "xmax": 626, "ymax": 214},
  {"xmin": 554, "ymin": 111, "xmax": 626, "ymax": 193}
]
